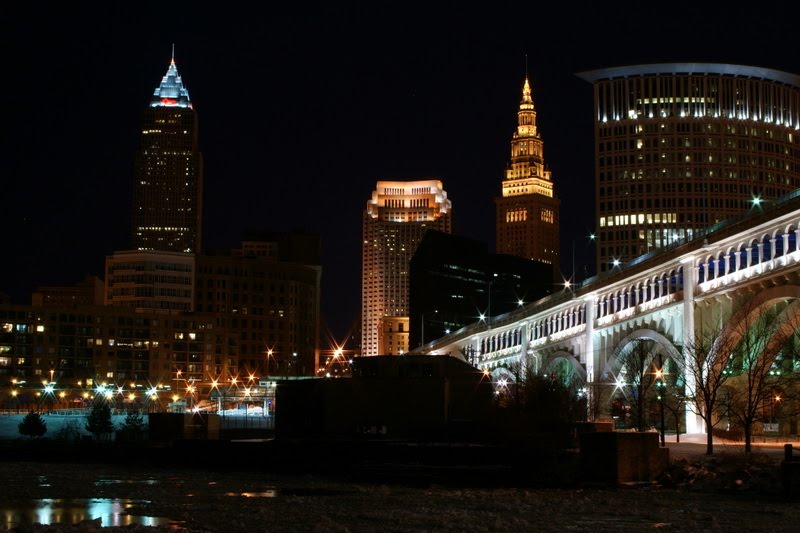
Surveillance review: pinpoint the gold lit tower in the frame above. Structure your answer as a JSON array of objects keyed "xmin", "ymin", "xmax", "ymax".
[
  {"xmin": 495, "ymin": 77, "xmax": 560, "ymax": 278},
  {"xmin": 361, "ymin": 180, "xmax": 452, "ymax": 357}
]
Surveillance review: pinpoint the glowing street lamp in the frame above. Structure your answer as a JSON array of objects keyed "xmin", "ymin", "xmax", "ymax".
[
  {"xmin": 654, "ymin": 367, "xmax": 666, "ymax": 447},
  {"xmin": 39, "ymin": 383, "xmax": 56, "ymax": 413},
  {"xmin": 266, "ymin": 348, "xmax": 274, "ymax": 374}
]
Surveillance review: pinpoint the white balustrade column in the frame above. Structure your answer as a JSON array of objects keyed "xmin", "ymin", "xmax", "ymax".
[
  {"xmin": 795, "ymin": 229, "xmax": 800, "ymax": 255},
  {"xmin": 782, "ymin": 234, "xmax": 790, "ymax": 266}
]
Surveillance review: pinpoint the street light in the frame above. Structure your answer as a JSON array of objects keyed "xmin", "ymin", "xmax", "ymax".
[
  {"xmin": 42, "ymin": 383, "xmax": 55, "ymax": 413},
  {"xmin": 486, "ymin": 273, "xmax": 497, "ymax": 328},
  {"xmin": 655, "ymin": 367, "xmax": 666, "ymax": 447},
  {"xmin": 266, "ymin": 348, "xmax": 274, "ymax": 375},
  {"xmin": 773, "ymin": 393, "xmax": 782, "ymax": 426}
]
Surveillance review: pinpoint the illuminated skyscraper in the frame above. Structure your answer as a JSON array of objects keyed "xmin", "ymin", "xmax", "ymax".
[
  {"xmin": 578, "ymin": 64, "xmax": 800, "ymax": 272},
  {"xmin": 495, "ymin": 78, "xmax": 560, "ymax": 278},
  {"xmin": 132, "ymin": 53, "xmax": 203, "ymax": 254},
  {"xmin": 361, "ymin": 180, "xmax": 452, "ymax": 357}
]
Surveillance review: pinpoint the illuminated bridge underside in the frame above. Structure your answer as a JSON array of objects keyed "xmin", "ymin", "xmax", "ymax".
[{"xmin": 416, "ymin": 193, "xmax": 800, "ymax": 433}]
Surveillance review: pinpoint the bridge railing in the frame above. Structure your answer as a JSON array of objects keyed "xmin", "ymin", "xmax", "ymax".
[{"xmin": 418, "ymin": 188, "xmax": 800, "ymax": 353}]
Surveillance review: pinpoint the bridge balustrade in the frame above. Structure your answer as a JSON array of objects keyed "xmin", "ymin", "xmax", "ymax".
[{"xmin": 695, "ymin": 226, "xmax": 800, "ymax": 291}]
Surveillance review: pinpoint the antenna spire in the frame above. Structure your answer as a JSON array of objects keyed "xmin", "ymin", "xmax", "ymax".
[{"xmin": 171, "ymin": 43, "xmax": 175, "ymax": 65}]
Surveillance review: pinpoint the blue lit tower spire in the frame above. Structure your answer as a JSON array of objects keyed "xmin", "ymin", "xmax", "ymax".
[
  {"xmin": 150, "ymin": 51, "xmax": 192, "ymax": 109},
  {"xmin": 131, "ymin": 51, "xmax": 203, "ymax": 254}
]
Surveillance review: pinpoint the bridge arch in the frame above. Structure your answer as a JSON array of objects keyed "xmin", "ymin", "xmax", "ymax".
[
  {"xmin": 715, "ymin": 285, "xmax": 800, "ymax": 371},
  {"xmin": 542, "ymin": 351, "xmax": 587, "ymax": 387},
  {"xmin": 601, "ymin": 329, "xmax": 683, "ymax": 381}
]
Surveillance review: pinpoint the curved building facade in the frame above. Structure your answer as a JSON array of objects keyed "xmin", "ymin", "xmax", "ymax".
[{"xmin": 578, "ymin": 64, "xmax": 800, "ymax": 273}]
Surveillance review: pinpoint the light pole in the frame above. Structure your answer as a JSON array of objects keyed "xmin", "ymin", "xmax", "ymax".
[
  {"xmin": 655, "ymin": 366, "xmax": 666, "ymax": 447},
  {"xmin": 43, "ymin": 383, "xmax": 55, "ymax": 414},
  {"xmin": 485, "ymin": 273, "xmax": 497, "ymax": 328},
  {"xmin": 420, "ymin": 310, "xmax": 439, "ymax": 348}
]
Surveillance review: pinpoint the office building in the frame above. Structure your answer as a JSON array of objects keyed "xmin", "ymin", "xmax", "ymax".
[
  {"xmin": 361, "ymin": 180, "xmax": 452, "ymax": 356},
  {"xmin": 32, "ymin": 275, "xmax": 104, "ymax": 307},
  {"xmin": 0, "ymin": 303, "xmax": 228, "ymax": 394},
  {"xmin": 105, "ymin": 250, "xmax": 196, "ymax": 313},
  {"xmin": 196, "ymin": 231, "xmax": 322, "ymax": 377},
  {"xmin": 495, "ymin": 77, "xmax": 561, "ymax": 278},
  {"xmin": 578, "ymin": 63, "xmax": 800, "ymax": 272},
  {"xmin": 132, "ymin": 53, "xmax": 203, "ymax": 254}
]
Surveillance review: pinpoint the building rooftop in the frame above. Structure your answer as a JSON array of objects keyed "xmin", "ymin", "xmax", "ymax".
[
  {"xmin": 150, "ymin": 58, "xmax": 192, "ymax": 108},
  {"xmin": 577, "ymin": 63, "xmax": 800, "ymax": 88}
]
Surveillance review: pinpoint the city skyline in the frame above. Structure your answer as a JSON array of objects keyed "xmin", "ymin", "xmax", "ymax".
[{"xmin": 3, "ymin": 5, "xmax": 800, "ymax": 340}]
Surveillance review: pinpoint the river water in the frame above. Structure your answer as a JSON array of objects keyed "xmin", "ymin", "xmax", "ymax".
[{"xmin": 1, "ymin": 498, "xmax": 177, "ymax": 529}]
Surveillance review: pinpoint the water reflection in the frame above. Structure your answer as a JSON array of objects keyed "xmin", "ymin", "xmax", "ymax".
[
  {"xmin": 2, "ymin": 498, "xmax": 176, "ymax": 529},
  {"xmin": 224, "ymin": 489, "xmax": 279, "ymax": 498},
  {"xmin": 94, "ymin": 479, "xmax": 160, "ymax": 486}
]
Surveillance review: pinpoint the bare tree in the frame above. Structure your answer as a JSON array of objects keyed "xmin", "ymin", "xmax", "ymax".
[
  {"xmin": 586, "ymin": 380, "xmax": 613, "ymax": 423},
  {"xmin": 683, "ymin": 319, "xmax": 736, "ymax": 455},
  {"xmin": 617, "ymin": 339, "xmax": 659, "ymax": 432},
  {"xmin": 720, "ymin": 299, "xmax": 800, "ymax": 453}
]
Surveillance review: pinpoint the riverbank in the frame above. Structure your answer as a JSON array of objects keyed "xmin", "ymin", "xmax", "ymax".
[
  {"xmin": 3, "ymin": 415, "xmax": 799, "ymax": 531},
  {"xmin": 1, "ymin": 458, "xmax": 798, "ymax": 532}
]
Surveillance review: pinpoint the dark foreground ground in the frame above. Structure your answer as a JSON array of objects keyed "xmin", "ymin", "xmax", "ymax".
[{"xmin": 1, "ymin": 448, "xmax": 799, "ymax": 532}]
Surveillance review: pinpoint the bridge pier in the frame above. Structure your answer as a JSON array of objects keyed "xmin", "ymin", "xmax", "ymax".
[{"xmin": 681, "ymin": 256, "xmax": 702, "ymax": 434}]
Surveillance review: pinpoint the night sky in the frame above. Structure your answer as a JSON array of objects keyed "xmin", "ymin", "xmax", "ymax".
[{"xmin": 3, "ymin": 4, "xmax": 799, "ymax": 340}]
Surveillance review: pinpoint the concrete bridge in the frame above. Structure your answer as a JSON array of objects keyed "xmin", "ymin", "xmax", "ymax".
[{"xmin": 414, "ymin": 191, "xmax": 800, "ymax": 433}]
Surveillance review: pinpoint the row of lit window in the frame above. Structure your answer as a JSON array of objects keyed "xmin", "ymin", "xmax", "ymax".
[{"xmin": 600, "ymin": 213, "xmax": 677, "ymax": 227}]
